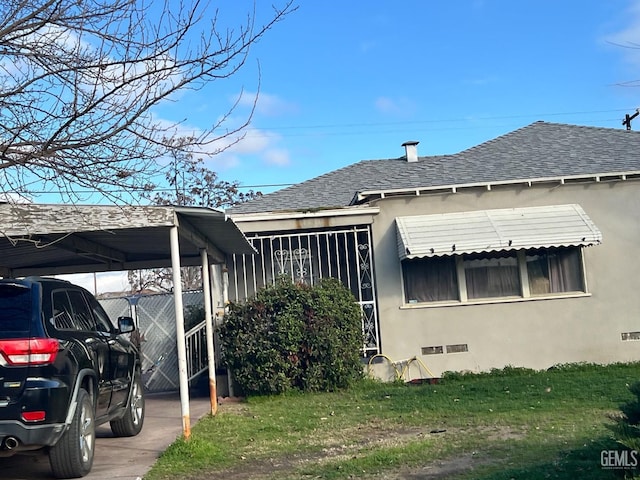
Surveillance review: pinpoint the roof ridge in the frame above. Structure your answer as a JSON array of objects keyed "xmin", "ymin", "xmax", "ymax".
[
  {"xmin": 229, "ymin": 121, "xmax": 640, "ymax": 215},
  {"xmin": 456, "ymin": 121, "xmax": 542, "ymax": 155}
]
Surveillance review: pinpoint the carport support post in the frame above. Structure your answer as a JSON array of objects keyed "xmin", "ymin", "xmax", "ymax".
[
  {"xmin": 170, "ymin": 225, "xmax": 191, "ymax": 439},
  {"xmin": 200, "ymin": 249, "xmax": 218, "ymax": 415}
]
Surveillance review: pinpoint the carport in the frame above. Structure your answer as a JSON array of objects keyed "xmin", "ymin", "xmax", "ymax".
[{"xmin": 0, "ymin": 202, "xmax": 255, "ymax": 437}]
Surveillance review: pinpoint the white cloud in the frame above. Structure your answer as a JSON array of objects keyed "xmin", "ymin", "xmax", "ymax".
[
  {"xmin": 152, "ymin": 90, "xmax": 295, "ymax": 174},
  {"xmin": 235, "ymin": 91, "xmax": 298, "ymax": 117},
  {"xmin": 24, "ymin": 24, "xmax": 184, "ymax": 109},
  {"xmin": 234, "ymin": 129, "xmax": 278, "ymax": 154},
  {"xmin": 211, "ymin": 128, "xmax": 291, "ymax": 169},
  {"xmin": 202, "ymin": 91, "xmax": 295, "ymax": 170},
  {"xmin": 0, "ymin": 192, "xmax": 32, "ymax": 203},
  {"xmin": 151, "ymin": 116, "xmax": 205, "ymax": 143},
  {"xmin": 604, "ymin": 0, "xmax": 640, "ymax": 65},
  {"xmin": 149, "ymin": 114, "xmax": 247, "ymax": 170},
  {"xmin": 263, "ymin": 148, "xmax": 290, "ymax": 166},
  {"xmin": 149, "ymin": 112, "xmax": 292, "ymax": 173},
  {"xmin": 374, "ymin": 96, "xmax": 416, "ymax": 116}
]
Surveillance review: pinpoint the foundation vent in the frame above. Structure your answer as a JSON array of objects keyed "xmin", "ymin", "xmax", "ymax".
[
  {"xmin": 621, "ymin": 332, "xmax": 640, "ymax": 341},
  {"xmin": 446, "ymin": 344, "xmax": 469, "ymax": 354},
  {"xmin": 421, "ymin": 345, "xmax": 443, "ymax": 355}
]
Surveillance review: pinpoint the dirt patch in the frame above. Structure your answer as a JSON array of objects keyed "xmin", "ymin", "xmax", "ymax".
[
  {"xmin": 186, "ymin": 450, "xmax": 496, "ymax": 480},
  {"xmin": 372, "ymin": 452, "xmax": 492, "ymax": 479},
  {"xmin": 182, "ymin": 416, "xmax": 518, "ymax": 480},
  {"xmin": 180, "ymin": 401, "xmax": 525, "ymax": 480}
]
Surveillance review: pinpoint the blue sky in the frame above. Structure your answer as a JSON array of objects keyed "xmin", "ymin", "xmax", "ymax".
[
  {"xmin": 63, "ymin": 1, "xmax": 640, "ymax": 293},
  {"xmin": 154, "ymin": 0, "xmax": 640, "ymax": 195}
]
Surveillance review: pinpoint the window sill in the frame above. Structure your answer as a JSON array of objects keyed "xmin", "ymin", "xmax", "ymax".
[{"xmin": 401, "ymin": 292, "xmax": 592, "ymax": 309}]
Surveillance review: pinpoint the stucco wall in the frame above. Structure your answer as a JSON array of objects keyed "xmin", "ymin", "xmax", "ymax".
[{"xmin": 369, "ymin": 179, "xmax": 640, "ymax": 377}]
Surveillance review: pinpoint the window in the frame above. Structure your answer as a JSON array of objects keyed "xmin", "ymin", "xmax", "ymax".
[
  {"xmin": 51, "ymin": 291, "xmax": 76, "ymax": 330},
  {"xmin": 0, "ymin": 284, "xmax": 32, "ymax": 336},
  {"xmin": 51, "ymin": 289, "xmax": 97, "ymax": 331},
  {"xmin": 67, "ymin": 290, "xmax": 95, "ymax": 331},
  {"xmin": 402, "ymin": 246, "xmax": 586, "ymax": 304},
  {"xmin": 526, "ymin": 248, "xmax": 583, "ymax": 295},
  {"xmin": 404, "ymin": 256, "xmax": 458, "ymax": 302},
  {"xmin": 85, "ymin": 294, "xmax": 115, "ymax": 332},
  {"xmin": 463, "ymin": 252, "xmax": 520, "ymax": 299}
]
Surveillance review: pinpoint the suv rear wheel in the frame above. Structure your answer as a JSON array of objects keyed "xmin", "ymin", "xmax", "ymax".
[
  {"xmin": 49, "ymin": 388, "xmax": 95, "ymax": 478},
  {"xmin": 110, "ymin": 372, "xmax": 145, "ymax": 437}
]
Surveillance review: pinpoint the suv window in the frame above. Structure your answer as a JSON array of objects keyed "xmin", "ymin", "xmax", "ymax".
[
  {"xmin": 0, "ymin": 283, "xmax": 32, "ymax": 338},
  {"xmin": 84, "ymin": 293, "xmax": 114, "ymax": 332},
  {"xmin": 67, "ymin": 290, "xmax": 95, "ymax": 331},
  {"xmin": 51, "ymin": 289, "xmax": 96, "ymax": 331},
  {"xmin": 51, "ymin": 290, "xmax": 75, "ymax": 330}
]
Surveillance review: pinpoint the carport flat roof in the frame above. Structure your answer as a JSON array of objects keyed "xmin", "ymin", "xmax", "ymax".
[{"xmin": 0, "ymin": 203, "xmax": 255, "ymax": 277}]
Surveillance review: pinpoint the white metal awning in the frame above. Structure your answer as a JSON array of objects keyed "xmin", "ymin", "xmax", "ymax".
[{"xmin": 396, "ymin": 204, "xmax": 602, "ymax": 260}]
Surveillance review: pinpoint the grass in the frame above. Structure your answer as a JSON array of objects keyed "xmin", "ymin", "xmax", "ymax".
[{"xmin": 145, "ymin": 362, "xmax": 640, "ymax": 479}]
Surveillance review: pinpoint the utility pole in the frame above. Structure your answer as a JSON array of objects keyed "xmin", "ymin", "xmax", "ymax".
[{"xmin": 622, "ymin": 108, "xmax": 640, "ymax": 131}]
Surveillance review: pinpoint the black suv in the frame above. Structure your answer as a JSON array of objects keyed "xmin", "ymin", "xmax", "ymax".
[{"xmin": 0, "ymin": 277, "xmax": 144, "ymax": 478}]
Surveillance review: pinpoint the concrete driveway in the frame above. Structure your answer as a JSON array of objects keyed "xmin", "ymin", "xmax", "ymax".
[{"xmin": 0, "ymin": 392, "xmax": 213, "ymax": 480}]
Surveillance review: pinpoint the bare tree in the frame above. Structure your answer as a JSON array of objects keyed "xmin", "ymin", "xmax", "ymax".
[
  {"xmin": 127, "ymin": 264, "xmax": 202, "ymax": 293},
  {"xmin": 127, "ymin": 137, "xmax": 259, "ymax": 293},
  {"xmin": 0, "ymin": 0, "xmax": 294, "ymax": 202},
  {"xmin": 147, "ymin": 136, "xmax": 262, "ymax": 209}
]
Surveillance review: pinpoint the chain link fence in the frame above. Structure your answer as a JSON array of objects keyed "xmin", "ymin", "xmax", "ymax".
[{"xmin": 100, "ymin": 291, "xmax": 205, "ymax": 393}]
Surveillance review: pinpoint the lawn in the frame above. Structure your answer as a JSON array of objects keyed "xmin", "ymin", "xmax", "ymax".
[{"xmin": 145, "ymin": 362, "xmax": 640, "ymax": 479}]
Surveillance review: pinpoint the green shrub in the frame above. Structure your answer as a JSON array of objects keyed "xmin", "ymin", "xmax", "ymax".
[
  {"xmin": 219, "ymin": 278, "xmax": 363, "ymax": 395},
  {"xmin": 298, "ymin": 278, "xmax": 364, "ymax": 391}
]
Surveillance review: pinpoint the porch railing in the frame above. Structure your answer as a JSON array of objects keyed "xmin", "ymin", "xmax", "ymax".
[{"xmin": 185, "ymin": 319, "xmax": 208, "ymax": 381}]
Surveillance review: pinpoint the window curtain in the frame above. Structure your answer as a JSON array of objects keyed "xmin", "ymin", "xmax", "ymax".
[
  {"xmin": 548, "ymin": 248, "xmax": 582, "ymax": 292},
  {"xmin": 526, "ymin": 253, "xmax": 550, "ymax": 294},
  {"xmin": 403, "ymin": 256, "xmax": 458, "ymax": 302},
  {"xmin": 464, "ymin": 254, "xmax": 520, "ymax": 299},
  {"xmin": 403, "ymin": 247, "xmax": 584, "ymax": 304},
  {"xmin": 527, "ymin": 248, "xmax": 583, "ymax": 294}
]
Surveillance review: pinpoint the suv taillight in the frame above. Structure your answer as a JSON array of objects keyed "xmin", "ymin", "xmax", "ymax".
[{"xmin": 0, "ymin": 338, "xmax": 59, "ymax": 366}]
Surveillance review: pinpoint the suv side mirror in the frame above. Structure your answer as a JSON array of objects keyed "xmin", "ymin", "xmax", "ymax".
[{"xmin": 117, "ymin": 316, "xmax": 135, "ymax": 334}]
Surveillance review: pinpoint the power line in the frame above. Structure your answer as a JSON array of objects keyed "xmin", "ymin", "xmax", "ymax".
[
  {"xmin": 9, "ymin": 108, "xmax": 635, "ymax": 196},
  {"xmin": 15, "ymin": 183, "xmax": 294, "ymax": 195},
  {"xmin": 245, "ymin": 108, "xmax": 632, "ymax": 136}
]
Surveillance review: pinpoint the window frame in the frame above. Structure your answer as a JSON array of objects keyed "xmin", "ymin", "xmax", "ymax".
[{"xmin": 401, "ymin": 246, "xmax": 590, "ymax": 308}]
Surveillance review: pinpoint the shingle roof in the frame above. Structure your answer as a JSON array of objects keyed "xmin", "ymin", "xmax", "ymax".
[{"xmin": 229, "ymin": 121, "xmax": 640, "ymax": 214}]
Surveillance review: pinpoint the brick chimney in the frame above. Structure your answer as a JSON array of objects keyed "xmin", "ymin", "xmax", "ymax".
[{"xmin": 402, "ymin": 140, "xmax": 419, "ymax": 163}]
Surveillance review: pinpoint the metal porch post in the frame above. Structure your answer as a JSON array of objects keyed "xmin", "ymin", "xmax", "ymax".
[
  {"xmin": 200, "ymin": 249, "xmax": 218, "ymax": 415},
  {"xmin": 170, "ymin": 225, "xmax": 191, "ymax": 439}
]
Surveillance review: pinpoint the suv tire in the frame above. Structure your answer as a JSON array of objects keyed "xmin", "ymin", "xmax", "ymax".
[
  {"xmin": 110, "ymin": 372, "xmax": 145, "ymax": 437},
  {"xmin": 49, "ymin": 388, "xmax": 95, "ymax": 479},
  {"xmin": 0, "ymin": 277, "xmax": 143, "ymax": 478}
]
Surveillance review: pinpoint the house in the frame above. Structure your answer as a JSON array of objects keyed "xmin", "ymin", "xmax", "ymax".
[{"xmin": 226, "ymin": 121, "xmax": 640, "ymax": 379}]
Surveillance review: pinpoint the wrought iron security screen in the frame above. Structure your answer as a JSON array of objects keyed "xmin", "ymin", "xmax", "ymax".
[{"xmin": 228, "ymin": 226, "xmax": 380, "ymax": 355}]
